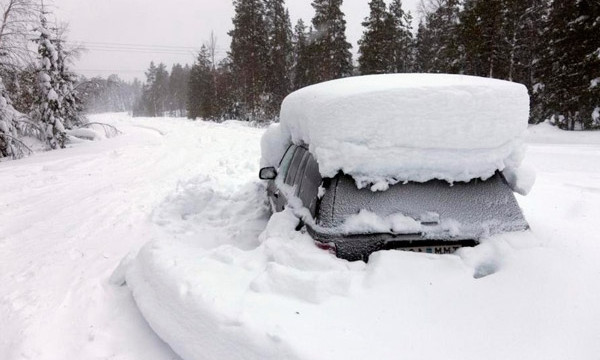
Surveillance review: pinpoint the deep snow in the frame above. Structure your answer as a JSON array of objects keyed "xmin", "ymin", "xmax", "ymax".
[
  {"xmin": 276, "ymin": 74, "xmax": 529, "ymax": 188},
  {"xmin": 1, "ymin": 114, "xmax": 600, "ymax": 360}
]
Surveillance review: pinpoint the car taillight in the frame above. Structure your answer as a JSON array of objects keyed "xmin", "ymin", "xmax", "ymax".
[{"xmin": 314, "ymin": 240, "xmax": 336, "ymax": 255}]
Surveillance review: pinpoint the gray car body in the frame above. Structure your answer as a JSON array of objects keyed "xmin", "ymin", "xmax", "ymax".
[{"xmin": 264, "ymin": 144, "xmax": 529, "ymax": 261}]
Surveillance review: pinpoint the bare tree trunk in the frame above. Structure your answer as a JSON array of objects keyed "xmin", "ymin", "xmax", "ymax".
[
  {"xmin": 206, "ymin": 30, "xmax": 218, "ymax": 113},
  {"xmin": 508, "ymin": 31, "xmax": 516, "ymax": 82}
]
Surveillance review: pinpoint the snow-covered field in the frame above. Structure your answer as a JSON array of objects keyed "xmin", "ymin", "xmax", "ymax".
[{"xmin": 1, "ymin": 114, "xmax": 599, "ymax": 360}]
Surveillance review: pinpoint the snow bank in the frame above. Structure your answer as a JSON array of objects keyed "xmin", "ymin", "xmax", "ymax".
[
  {"xmin": 123, "ymin": 201, "xmax": 600, "ymax": 360},
  {"xmin": 124, "ymin": 208, "xmax": 358, "ymax": 360},
  {"xmin": 277, "ymin": 74, "xmax": 530, "ymax": 186},
  {"xmin": 67, "ymin": 127, "xmax": 104, "ymax": 141}
]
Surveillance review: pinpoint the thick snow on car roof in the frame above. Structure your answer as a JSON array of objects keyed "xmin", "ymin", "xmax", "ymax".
[{"xmin": 271, "ymin": 74, "xmax": 529, "ymax": 188}]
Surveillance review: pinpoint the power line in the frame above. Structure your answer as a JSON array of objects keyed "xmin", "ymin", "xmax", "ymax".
[
  {"xmin": 72, "ymin": 40, "xmax": 201, "ymax": 50},
  {"xmin": 69, "ymin": 40, "xmax": 230, "ymax": 78},
  {"xmin": 82, "ymin": 47, "xmax": 197, "ymax": 56},
  {"xmin": 77, "ymin": 69, "xmax": 145, "ymax": 73},
  {"xmin": 67, "ymin": 40, "xmax": 229, "ymax": 53}
]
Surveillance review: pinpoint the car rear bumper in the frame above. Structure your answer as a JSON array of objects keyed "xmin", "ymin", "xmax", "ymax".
[{"xmin": 307, "ymin": 227, "xmax": 478, "ymax": 261}]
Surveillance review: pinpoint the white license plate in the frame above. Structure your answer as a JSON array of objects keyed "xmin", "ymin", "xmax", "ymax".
[{"xmin": 403, "ymin": 245, "xmax": 460, "ymax": 254}]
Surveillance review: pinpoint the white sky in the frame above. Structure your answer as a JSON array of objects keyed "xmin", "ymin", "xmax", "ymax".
[{"xmin": 52, "ymin": 0, "xmax": 421, "ymax": 82}]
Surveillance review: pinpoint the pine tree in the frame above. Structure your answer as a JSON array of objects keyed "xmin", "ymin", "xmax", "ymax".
[
  {"xmin": 3, "ymin": 64, "xmax": 37, "ymax": 114},
  {"xmin": 540, "ymin": 0, "xmax": 600, "ymax": 129},
  {"xmin": 169, "ymin": 64, "xmax": 189, "ymax": 117},
  {"xmin": 33, "ymin": 13, "xmax": 66, "ymax": 149},
  {"xmin": 153, "ymin": 63, "xmax": 170, "ymax": 116},
  {"xmin": 460, "ymin": 0, "xmax": 506, "ymax": 78},
  {"xmin": 415, "ymin": 21, "xmax": 436, "ymax": 72},
  {"xmin": 415, "ymin": 0, "xmax": 461, "ymax": 73},
  {"xmin": 358, "ymin": 0, "xmax": 392, "ymax": 75},
  {"xmin": 188, "ymin": 46, "xmax": 216, "ymax": 120},
  {"xmin": 214, "ymin": 57, "xmax": 238, "ymax": 120},
  {"xmin": 228, "ymin": 0, "xmax": 270, "ymax": 121},
  {"xmin": 265, "ymin": 0, "xmax": 293, "ymax": 116},
  {"xmin": 137, "ymin": 62, "xmax": 170, "ymax": 117},
  {"xmin": 0, "ymin": 77, "xmax": 23, "ymax": 158},
  {"xmin": 55, "ymin": 37, "xmax": 85, "ymax": 129},
  {"xmin": 586, "ymin": 1, "xmax": 600, "ymax": 128},
  {"xmin": 388, "ymin": 0, "xmax": 414, "ymax": 73},
  {"xmin": 309, "ymin": 0, "xmax": 353, "ymax": 81},
  {"xmin": 136, "ymin": 62, "xmax": 157, "ymax": 116},
  {"xmin": 501, "ymin": 0, "xmax": 549, "ymax": 123},
  {"xmin": 292, "ymin": 19, "xmax": 311, "ymax": 90}
]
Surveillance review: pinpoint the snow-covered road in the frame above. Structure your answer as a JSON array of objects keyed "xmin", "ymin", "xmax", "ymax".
[
  {"xmin": 1, "ymin": 114, "xmax": 599, "ymax": 360},
  {"xmin": 0, "ymin": 114, "xmax": 263, "ymax": 360}
]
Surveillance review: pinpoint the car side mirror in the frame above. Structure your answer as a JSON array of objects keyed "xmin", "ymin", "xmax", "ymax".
[{"xmin": 259, "ymin": 167, "xmax": 277, "ymax": 180}]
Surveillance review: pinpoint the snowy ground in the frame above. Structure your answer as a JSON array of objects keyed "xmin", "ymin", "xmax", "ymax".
[{"xmin": 1, "ymin": 114, "xmax": 599, "ymax": 360}]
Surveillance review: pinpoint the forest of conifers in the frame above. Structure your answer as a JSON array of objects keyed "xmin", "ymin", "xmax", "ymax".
[
  {"xmin": 138, "ymin": 0, "xmax": 599, "ymax": 130},
  {"xmin": 1, "ymin": 0, "xmax": 599, "ymax": 159}
]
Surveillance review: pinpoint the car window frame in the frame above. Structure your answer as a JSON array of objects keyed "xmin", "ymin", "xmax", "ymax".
[
  {"xmin": 277, "ymin": 144, "xmax": 296, "ymax": 182},
  {"xmin": 284, "ymin": 146, "xmax": 306, "ymax": 186},
  {"xmin": 292, "ymin": 151, "xmax": 310, "ymax": 193},
  {"xmin": 297, "ymin": 151, "xmax": 322, "ymax": 217}
]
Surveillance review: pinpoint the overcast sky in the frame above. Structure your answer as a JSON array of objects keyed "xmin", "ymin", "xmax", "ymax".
[{"xmin": 52, "ymin": 0, "xmax": 421, "ymax": 82}]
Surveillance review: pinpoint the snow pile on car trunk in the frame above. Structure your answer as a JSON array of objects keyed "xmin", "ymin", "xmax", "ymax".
[{"xmin": 266, "ymin": 74, "xmax": 530, "ymax": 189}]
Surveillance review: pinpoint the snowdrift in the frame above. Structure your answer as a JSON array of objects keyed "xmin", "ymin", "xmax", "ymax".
[
  {"xmin": 122, "ymin": 206, "xmax": 599, "ymax": 360},
  {"xmin": 267, "ymin": 74, "xmax": 530, "ymax": 187}
]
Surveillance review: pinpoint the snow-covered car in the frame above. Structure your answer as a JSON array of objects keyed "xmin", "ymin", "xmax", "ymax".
[
  {"xmin": 260, "ymin": 74, "xmax": 533, "ymax": 261},
  {"xmin": 260, "ymin": 144, "xmax": 528, "ymax": 261}
]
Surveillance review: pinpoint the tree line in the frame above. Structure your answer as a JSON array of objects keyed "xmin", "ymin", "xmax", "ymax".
[
  {"xmin": 413, "ymin": 0, "xmax": 599, "ymax": 130},
  {"xmin": 2, "ymin": 0, "xmax": 598, "ymax": 160},
  {"xmin": 132, "ymin": 0, "xmax": 598, "ymax": 130}
]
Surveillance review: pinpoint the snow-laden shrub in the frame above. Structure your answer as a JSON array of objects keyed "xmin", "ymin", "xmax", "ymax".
[
  {"xmin": 31, "ymin": 14, "xmax": 67, "ymax": 150},
  {"xmin": 0, "ymin": 78, "xmax": 32, "ymax": 159}
]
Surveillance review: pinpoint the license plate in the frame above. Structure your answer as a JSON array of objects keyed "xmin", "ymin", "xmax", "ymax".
[{"xmin": 403, "ymin": 245, "xmax": 460, "ymax": 254}]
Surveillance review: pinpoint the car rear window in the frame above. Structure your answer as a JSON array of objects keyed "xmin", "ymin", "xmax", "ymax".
[{"xmin": 317, "ymin": 173, "xmax": 528, "ymax": 238}]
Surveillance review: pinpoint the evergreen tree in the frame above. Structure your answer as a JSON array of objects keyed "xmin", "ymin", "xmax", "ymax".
[
  {"xmin": 169, "ymin": 63, "xmax": 189, "ymax": 117},
  {"xmin": 55, "ymin": 38, "xmax": 85, "ymax": 129},
  {"xmin": 136, "ymin": 62, "xmax": 157, "ymax": 116},
  {"xmin": 540, "ymin": 0, "xmax": 600, "ymax": 129},
  {"xmin": 32, "ymin": 13, "xmax": 66, "ymax": 149},
  {"xmin": 214, "ymin": 57, "xmax": 238, "ymax": 120},
  {"xmin": 388, "ymin": 0, "xmax": 414, "ymax": 73},
  {"xmin": 358, "ymin": 0, "xmax": 392, "ymax": 75},
  {"xmin": 415, "ymin": 21, "xmax": 436, "ymax": 72},
  {"xmin": 0, "ymin": 77, "xmax": 23, "ymax": 158},
  {"xmin": 415, "ymin": 0, "xmax": 461, "ymax": 73},
  {"xmin": 309, "ymin": 0, "xmax": 353, "ymax": 81},
  {"xmin": 3, "ymin": 64, "xmax": 37, "ymax": 114},
  {"xmin": 228, "ymin": 0, "xmax": 270, "ymax": 121},
  {"xmin": 137, "ymin": 62, "xmax": 170, "ymax": 117},
  {"xmin": 502, "ymin": 0, "xmax": 549, "ymax": 123},
  {"xmin": 460, "ymin": 0, "xmax": 506, "ymax": 78},
  {"xmin": 500, "ymin": 0, "xmax": 549, "ymax": 85},
  {"xmin": 153, "ymin": 63, "xmax": 170, "ymax": 116},
  {"xmin": 292, "ymin": 19, "xmax": 311, "ymax": 90},
  {"xmin": 265, "ymin": 0, "xmax": 293, "ymax": 116},
  {"xmin": 188, "ymin": 46, "xmax": 217, "ymax": 120}
]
